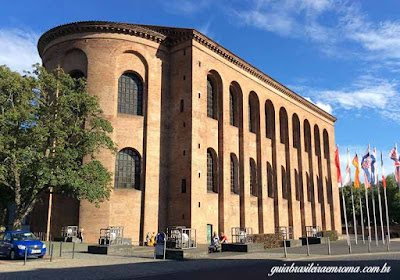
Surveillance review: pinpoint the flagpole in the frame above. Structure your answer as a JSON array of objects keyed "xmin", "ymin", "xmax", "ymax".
[
  {"xmin": 396, "ymin": 143, "xmax": 400, "ymax": 193},
  {"xmin": 382, "ymin": 151, "xmax": 390, "ymax": 243},
  {"xmin": 340, "ymin": 183, "xmax": 351, "ymax": 250},
  {"xmin": 364, "ymin": 145, "xmax": 372, "ymax": 247},
  {"xmin": 371, "ymin": 184, "xmax": 378, "ymax": 246},
  {"xmin": 347, "ymin": 148, "xmax": 358, "ymax": 244},
  {"xmin": 376, "ymin": 149, "xmax": 385, "ymax": 244},
  {"xmin": 359, "ymin": 188, "xmax": 365, "ymax": 244}
]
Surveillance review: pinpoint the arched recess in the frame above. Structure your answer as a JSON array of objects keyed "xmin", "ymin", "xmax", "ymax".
[
  {"xmin": 250, "ymin": 158, "xmax": 257, "ymax": 196},
  {"xmin": 304, "ymin": 120, "xmax": 317, "ymax": 226},
  {"xmin": 249, "ymin": 91, "xmax": 263, "ymax": 233},
  {"xmin": 207, "ymin": 148, "xmax": 219, "ymax": 193},
  {"xmin": 323, "ymin": 129, "xmax": 335, "ymax": 230},
  {"xmin": 230, "ymin": 153, "xmax": 239, "ymax": 194},
  {"xmin": 314, "ymin": 125, "xmax": 326, "ymax": 231},
  {"xmin": 61, "ymin": 48, "xmax": 88, "ymax": 77},
  {"xmin": 230, "ymin": 81, "xmax": 245, "ymax": 228},
  {"xmin": 292, "ymin": 113, "xmax": 306, "ymax": 236},
  {"xmin": 207, "ymin": 70, "xmax": 224, "ymax": 235},
  {"xmin": 114, "ymin": 148, "xmax": 142, "ymax": 190},
  {"xmin": 265, "ymin": 100, "xmax": 279, "ymax": 228},
  {"xmin": 279, "ymin": 107, "xmax": 293, "ymax": 231}
]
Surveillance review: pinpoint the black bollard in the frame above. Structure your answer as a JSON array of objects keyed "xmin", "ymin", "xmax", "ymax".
[
  {"xmin": 50, "ymin": 244, "xmax": 54, "ymax": 262},
  {"xmin": 327, "ymin": 237, "xmax": 331, "ymax": 255},
  {"xmin": 59, "ymin": 242, "xmax": 63, "ymax": 257},
  {"xmin": 72, "ymin": 242, "xmax": 75, "ymax": 259}
]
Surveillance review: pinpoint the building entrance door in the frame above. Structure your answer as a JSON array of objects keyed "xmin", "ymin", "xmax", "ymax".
[{"xmin": 206, "ymin": 224, "xmax": 212, "ymax": 244}]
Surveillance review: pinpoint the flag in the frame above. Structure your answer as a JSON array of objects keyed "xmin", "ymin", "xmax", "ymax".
[
  {"xmin": 381, "ymin": 151, "xmax": 387, "ymax": 188},
  {"xmin": 335, "ymin": 145, "xmax": 342, "ymax": 186},
  {"xmin": 343, "ymin": 150, "xmax": 352, "ymax": 187},
  {"xmin": 371, "ymin": 148, "xmax": 377, "ymax": 185},
  {"xmin": 361, "ymin": 146, "xmax": 371, "ymax": 188},
  {"xmin": 352, "ymin": 154, "xmax": 361, "ymax": 188},
  {"xmin": 389, "ymin": 146, "xmax": 400, "ymax": 183}
]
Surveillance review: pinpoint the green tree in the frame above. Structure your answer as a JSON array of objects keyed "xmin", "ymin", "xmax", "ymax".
[
  {"xmin": 341, "ymin": 174, "xmax": 400, "ymax": 227},
  {"xmin": 0, "ymin": 65, "xmax": 116, "ymax": 230}
]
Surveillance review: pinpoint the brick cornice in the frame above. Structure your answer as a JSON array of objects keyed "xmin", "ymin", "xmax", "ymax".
[{"xmin": 38, "ymin": 21, "xmax": 336, "ymax": 122}]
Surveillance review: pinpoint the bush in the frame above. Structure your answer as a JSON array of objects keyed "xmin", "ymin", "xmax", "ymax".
[{"xmin": 322, "ymin": 230, "xmax": 338, "ymax": 241}]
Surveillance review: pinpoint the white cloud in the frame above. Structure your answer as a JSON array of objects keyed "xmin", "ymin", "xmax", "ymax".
[
  {"xmin": 0, "ymin": 28, "xmax": 40, "ymax": 73},
  {"xmin": 291, "ymin": 75, "xmax": 400, "ymax": 122},
  {"xmin": 231, "ymin": 0, "xmax": 400, "ymax": 64}
]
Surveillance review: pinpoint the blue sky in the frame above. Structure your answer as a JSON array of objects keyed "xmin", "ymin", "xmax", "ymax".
[{"xmin": 1, "ymin": 0, "xmax": 399, "ymax": 176}]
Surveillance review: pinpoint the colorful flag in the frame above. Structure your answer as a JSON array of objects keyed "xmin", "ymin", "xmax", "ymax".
[
  {"xmin": 381, "ymin": 151, "xmax": 386, "ymax": 188},
  {"xmin": 343, "ymin": 150, "xmax": 352, "ymax": 187},
  {"xmin": 371, "ymin": 148, "xmax": 377, "ymax": 184},
  {"xmin": 335, "ymin": 145, "xmax": 342, "ymax": 186},
  {"xmin": 352, "ymin": 154, "xmax": 361, "ymax": 188},
  {"xmin": 361, "ymin": 147, "xmax": 371, "ymax": 188},
  {"xmin": 389, "ymin": 145, "xmax": 400, "ymax": 183}
]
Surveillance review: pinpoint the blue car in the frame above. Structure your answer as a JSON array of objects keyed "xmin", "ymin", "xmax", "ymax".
[{"xmin": 0, "ymin": 231, "xmax": 46, "ymax": 259}]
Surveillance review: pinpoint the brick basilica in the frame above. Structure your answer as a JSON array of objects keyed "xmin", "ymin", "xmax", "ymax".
[{"xmin": 31, "ymin": 21, "xmax": 341, "ymax": 244}]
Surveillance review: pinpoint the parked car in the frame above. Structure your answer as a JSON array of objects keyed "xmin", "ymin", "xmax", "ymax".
[{"xmin": 0, "ymin": 231, "xmax": 46, "ymax": 259}]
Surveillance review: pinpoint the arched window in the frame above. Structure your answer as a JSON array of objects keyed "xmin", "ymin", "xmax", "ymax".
[
  {"xmin": 323, "ymin": 129, "xmax": 330, "ymax": 160},
  {"xmin": 249, "ymin": 93, "xmax": 259, "ymax": 133},
  {"xmin": 281, "ymin": 165, "xmax": 288, "ymax": 199},
  {"xmin": 229, "ymin": 87, "xmax": 238, "ymax": 127},
  {"xmin": 292, "ymin": 114, "xmax": 300, "ymax": 149},
  {"xmin": 304, "ymin": 120, "xmax": 311, "ymax": 153},
  {"xmin": 279, "ymin": 107, "xmax": 288, "ymax": 144},
  {"xmin": 265, "ymin": 100, "xmax": 275, "ymax": 139},
  {"xmin": 207, "ymin": 148, "xmax": 218, "ymax": 193},
  {"xmin": 314, "ymin": 125, "xmax": 321, "ymax": 156},
  {"xmin": 267, "ymin": 162, "xmax": 274, "ymax": 198},
  {"xmin": 230, "ymin": 153, "xmax": 239, "ymax": 194},
  {"xmin": 306, "ymin": 172, "xmax": 312, "ymax": 202},
  {"xmin": 295, "ymin": 169, "xmax": 300, "ymax": 201},
  {"xmin": 207, "ymin": 78, "xmax": 216, "ymax": 119},
  {"xmin": 118, "ymin": 72, "xmax": 143, "ymax": 116},
  {"xmin": 250, "ymin": 158, "xmax": 257, "ymax": 196},
  {"xmin": 114, "ymin": 148, "xmax": 141, "ymax": 190}
]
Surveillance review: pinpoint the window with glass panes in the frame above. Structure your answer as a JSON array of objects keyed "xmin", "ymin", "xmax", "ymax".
[
  {"xmin": 114, "ymin": 148, "xmax": 141, "ymax": 190},
  {"xmin": 118, "ymin": 73, "xmax": 143, "ymax": 115}
]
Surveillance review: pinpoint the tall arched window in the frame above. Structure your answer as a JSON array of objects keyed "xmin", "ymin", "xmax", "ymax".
[
  {"xmin": 279, "ymin": 107, "xmax": 288, "ymax": 144},
  {"xmin": 306, "ymin": 172, "xmax": 312, "ymax": 202},
  {"xmin": 292, "ymin": 114, "xmax": 300, "ymax": 149},
  {"xmin": 207, "ymin": 78, "xmax": 216, "ymax": 119},
  {"xmin": 250, "ymin": 158, "xmax": 257, "ymax": 196},
  {"xmin": 267, "ymin": 162, "xmax": 273, "ymax": 198},
  {"xmin": 295, "ymin": 169, "xmax": 300, "ymax": 201},
  {"xmin": 118, "ymin": 72, "xmax": 143, "ymax": 116},
  {"xmin": 281, "ymin": 165, "xmax": 288, "ymax": 199},
  {"xmin": 249, "ymin": 93, "xmax": 259, "ymax": 133},
  {"xmin": 230, "ymin": 153, "xmax": 239, "ymax": 194},
  {"xmin": 265, "ymin": 100, "xmax": 275, "ymax": 139},
  {"xmin": 304, "ymin": 120, "xmax": 312, "ymax": 153},
  {"xmin": 114, "ymin": 148, "xmax": 141, "ymax": 190},
  {"xmin": 207, "ymin": 148, "xmax": 218, "ymax": 193},
  {"xmin": 229, "ymin": 87, "xmax": 238, "ymax": 127}
]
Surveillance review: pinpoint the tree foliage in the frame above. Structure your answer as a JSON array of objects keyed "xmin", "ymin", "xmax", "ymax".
[{"xmin": 0, "ymin": 65, "xmax": 116, "ymax": 229}]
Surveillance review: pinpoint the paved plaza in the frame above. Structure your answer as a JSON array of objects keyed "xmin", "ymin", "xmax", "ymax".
[{"xmin": 1, "ymin": 240, "xmax": 399, "ymax": 280}]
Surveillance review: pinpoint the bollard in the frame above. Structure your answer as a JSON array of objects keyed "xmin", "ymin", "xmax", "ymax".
[
  {"xmin": 348, "ymin": 238, "xmax": 352, "ymax": 254},
  {"xmin": 306, "ymin": 236, "xmax": 310, "ymax": 256},
  {"xmin": 386, "ymin": 235, "xmax": 390, "ymax": 252},
  {"xmin": 327, "ymin": 237, "xmax": 331, "ymax": 255},
  {"xmin": 72, "ymin": 242, "xmax": 75, "ymax": 259},
  {"xmin": 283, "ymin": 239, "xmax": 287, "ymax": 258},
  {"xmin": 49, "ymin": 241, "xmax": 52, "ymax": 256},
  {"xmin": 59, "ymin": 242, "xmax": 63, "ymax": 257},
  {"xmin": 368, "ymin": 239, "xmax": 371, "ymax": 253},
  {"xmin": 24, "ymin": 247, "xmax": 28, "ymax": 265},
  {"xmin": 50, "ymin": 244, "xmax": 54, "ymax": 262}
]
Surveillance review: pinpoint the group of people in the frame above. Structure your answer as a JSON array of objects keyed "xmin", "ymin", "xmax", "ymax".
[
  {"xmin": 145, "ymin": 232, "xmax": 165, "ymax": 246},
  {"xmin": 208, "ymin": 231, "xmax": 228, "ymax": 253}
]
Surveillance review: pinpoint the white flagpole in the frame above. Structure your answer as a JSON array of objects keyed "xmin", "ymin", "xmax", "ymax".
[
  {"xmin": 382, "ymin": 151, "xmax": 390, "ymax": 243},
  {"xmin": 359, "ymin": 188, "xmax": 365, "ymax": 244},
  {"xmin": 396, "ymin": 143, "xmax": 400, "ymax": 193},
  {"xmin": 376, "ymin": 148, "xmax": 385, "ymax": 244},
  {"xmin": 348, "ymin": 148, "xmax": 358, "ymax": 244},
  {"xmin": 340, "ymin": 182, "xmax": 351, "ymax": 251},
  {"xmin": 364, "ymin": 145, "xmax": 372, "ymax": 247},
  {"xmin": 371, "ymin": 181, "xmax": 378, "ymax": 246}
]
